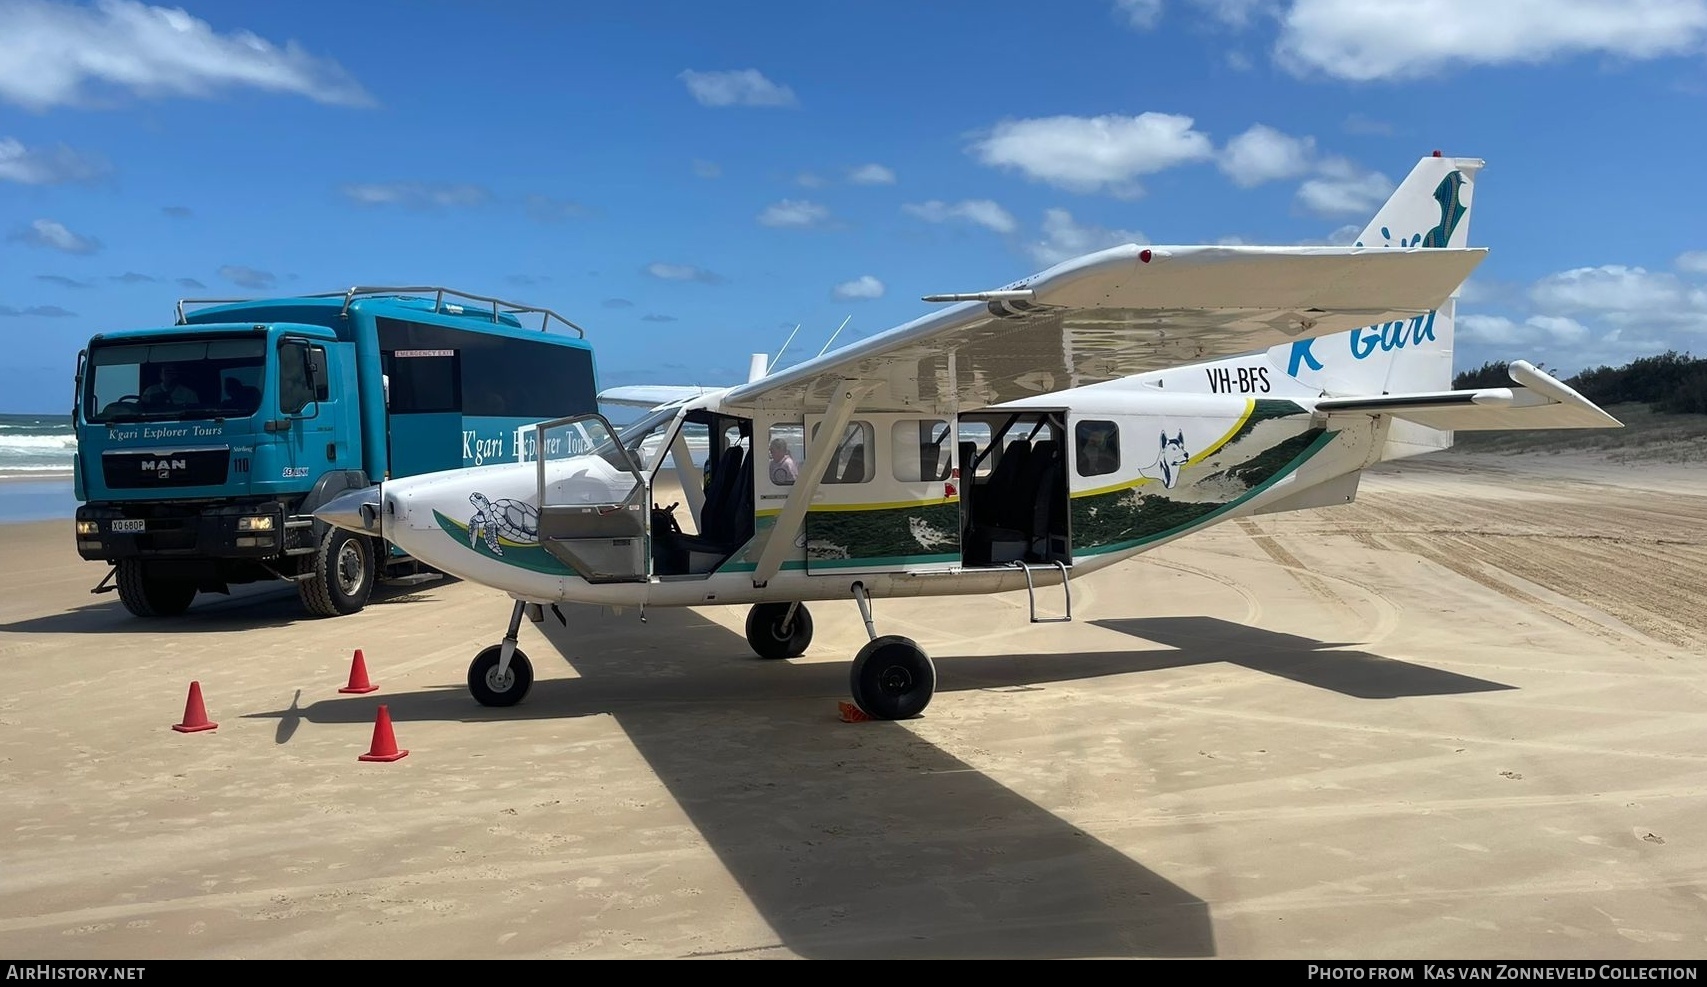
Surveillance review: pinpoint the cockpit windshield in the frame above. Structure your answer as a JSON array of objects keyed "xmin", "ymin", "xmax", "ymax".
[
  {"xmin": 85, "ymin": 337, "xmax": 267, "ymax": 423},
  {"xmin": 609, "ymin": 404, "xmax": 683, "ymax": 474}
]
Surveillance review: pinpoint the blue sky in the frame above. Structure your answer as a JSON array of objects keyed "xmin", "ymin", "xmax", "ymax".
[{"xmin": 4, "ymin": 0, "xmax": 1707, "ymax": 413}]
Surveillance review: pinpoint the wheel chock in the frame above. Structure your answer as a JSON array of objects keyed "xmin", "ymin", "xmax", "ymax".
[{"xmin": 838, "ymin": 701, "xmax": 872, "ymax": 723}]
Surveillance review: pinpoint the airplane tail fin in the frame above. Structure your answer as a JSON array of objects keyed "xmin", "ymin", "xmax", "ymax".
[
  {"xmin": 1116, "ymin": 152, "xmax": 1481, "ymax": 411},
  {"xmin": 1257, "ymin": 153, "xmax": 1486, "ymax": 460},
  {"xmin": 1283, "ymin": 152, "xmax": 1482, "ymax": 401}
]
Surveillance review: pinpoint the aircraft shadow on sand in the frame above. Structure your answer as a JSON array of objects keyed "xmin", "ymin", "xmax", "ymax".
[
  {"xmin": 1090, "ymin": 616, "xmax": 1513, "ymax": 700},
  {"xmin": 252, "ymin": 602, "xmax": 1215, "ymax": 958},
  {"xmin": 247, "ymin": 606, "xmax": 1507, "ymax": 958}
]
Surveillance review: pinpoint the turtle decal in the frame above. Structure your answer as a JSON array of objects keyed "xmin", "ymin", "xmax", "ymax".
[{"xmin": 468, "ymin": 492, "xmax": 540, "ymax": 557}]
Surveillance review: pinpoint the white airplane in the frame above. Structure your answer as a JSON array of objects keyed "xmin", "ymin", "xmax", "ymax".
[{"xmin": 316, "ymin": 152, "xmax": 1620, "ymax": 720}]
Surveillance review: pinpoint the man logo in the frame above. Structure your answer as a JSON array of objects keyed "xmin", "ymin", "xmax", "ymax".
[{"xmin": 141, "ymin": 458, "xmax": 187, "ymax": 480}]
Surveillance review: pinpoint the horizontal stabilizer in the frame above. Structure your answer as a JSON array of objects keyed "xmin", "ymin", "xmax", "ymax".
[
  {"xmin": 1316, "ymin": 360, "xmax": 1622, "ymax": 430},
  {"xmin": 597, "ymin": 384, "xmax": 720, "ymax": 409}
]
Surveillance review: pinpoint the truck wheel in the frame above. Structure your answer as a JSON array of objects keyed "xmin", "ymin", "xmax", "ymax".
[
  {"xmin": 299, "ymin": 528, "xmax": 376, "ymax": 618},
  {"xmin": 114, "ymin": 559, "xmax": 196, "ymax": 618}
]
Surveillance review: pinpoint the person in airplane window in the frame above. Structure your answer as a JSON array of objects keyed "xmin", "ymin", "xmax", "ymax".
[{"xmin": 769, "ymin": 437, "xmax": 799, "ymax": 485}]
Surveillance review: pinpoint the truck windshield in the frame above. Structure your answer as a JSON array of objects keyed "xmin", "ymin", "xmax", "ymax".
[{"xmin": 85, "ymin": 338, "xmax": 267, "ymax": 423}]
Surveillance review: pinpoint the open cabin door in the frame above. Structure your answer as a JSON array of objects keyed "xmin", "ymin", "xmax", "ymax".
[
  {"xmin": 531, "ymin": 414, "xmax": 649, "ymax": 583},
  {"xmin": 799, "ymin": 413, "xmax": 960, "ymax": 574},
  {"xmin": 957, "ymin": 409, "xmax": 1071, "ymax": 569}
]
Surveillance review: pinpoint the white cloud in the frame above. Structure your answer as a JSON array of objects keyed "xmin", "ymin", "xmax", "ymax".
[
  {"xmin": 0, "ymin": 0, "xmax": 372, "ymax": 111},
  {"xmin": 0, "ymin": 137, "xmax": 110, "ymax": 184},
  {"xmin": 1676, "ymin": 251, "xmax": 1707, "ymax": 274},
  {"xmin": 832, "ymin": 276, "xmax": 885, "ymax": 300},
  {"xmin": 1027, "ymin": 209, "xmax": 1147, "ymax": 267},
  {"xmin": 1276, "ymin": 0, "xmax": 1707, "ymax": 82},
  {"xmin": 1191, "ymin": 0, "xmax": 1280, "ymax": 27},
  {"xmin": 1529, "ymin": 265, "xmax": 1690, "ymax": 313},
  {"xmin": 847, "ymin": 163, "xmax": 896, "ymax": 185},
  {"xmin": 339, "ymin": 182, "xmax": 489, "ymax": 208},
  {"xmin": 1460, "ymin": 313, "xmax": 1591, "ymax": 346},
  {"xmin": 758, "ymin": 199, "xmax": 830, "ymax": 228},
  {"xmin": 691, "ymin": 159, "xmax": 721, "ymax": 179},
  {"xmin": 1342, "ymin": 113, "xmax": 1394, "ymax": 136},
  {"xmin": 902, "ymin": 199, "xmax": 1017, "ymax": 234},
  {"xmin": 1218, "ymin": 124, "xmax": 1316, "ymax": 187},
  {"xmin": 8, "ymin": 218, "xmax": 100, "ymax": 254},
  {"xmin": 1326, "ymin": 223, "xmax": 1362, "ymax": 245},
  {"xmin": 0, "ymin": 303, "xmax": 77, "ymax": 317},
  {"xmin": 1113, "ymin": 0, "xmax": 1163, "ymax": 29},
  {"xmin": 1294, "ymin": 156, "xmax": 1394, "ymax": 217},
  {"xmin": 644, "ymin": 262, "xmax": 723, "ymax": 284},
  {"xmin": 970, "ymin": 112, "xmax": 1215, "ymax": 197},
  {"xmin": 1525, "ymin": 314, "xmax": 1592, "ymax": 343},
  {"xmin": 219, "ymin": 264, "xmax": 276, "ymax": 289},
  {"xmin": 794, "ymin": 172, "xmax": 828, "ymax": 188},
  {"xmin": 524, "ymin": 195, "xmax": 585, "ymax": 222},
  {"xmin": 678, "ymin": 68, "xmax": 797, "ymax": 107}
]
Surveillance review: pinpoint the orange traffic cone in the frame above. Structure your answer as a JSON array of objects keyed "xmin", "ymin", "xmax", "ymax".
[
  {"xmin": 358, "ymin": 704, "xmax": 408, "ymax": 762},
  {"xmin": 172, "ymin": 681, "xmax": 218, "ymax": 733},
  {"xmin": 838, "ymin": 700, "xmax": 872, "ymax": 723},
  {"xmin": 339, "ymin": 649, "xmax": 378, "ymax": 694}
]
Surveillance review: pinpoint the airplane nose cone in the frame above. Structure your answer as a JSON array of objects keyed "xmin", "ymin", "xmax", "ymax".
[{"xmin": 315, "ymin": 485, "xmax": 384, "ymax": 537}]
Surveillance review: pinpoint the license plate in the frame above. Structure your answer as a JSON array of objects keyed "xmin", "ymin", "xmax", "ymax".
[{"xmin": 111, "ymin": 519, "xmax": 145, "ymax": 533}]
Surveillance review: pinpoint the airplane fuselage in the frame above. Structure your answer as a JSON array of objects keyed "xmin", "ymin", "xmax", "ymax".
[{"xmin": 328, "ymin": 389, "xmax": 1389, "ymax": 609}]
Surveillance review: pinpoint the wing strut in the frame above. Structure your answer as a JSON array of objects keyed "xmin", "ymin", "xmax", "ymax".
[{"xmin": 750, "ymin": 380, "xmax": 878, "ymax": 587}]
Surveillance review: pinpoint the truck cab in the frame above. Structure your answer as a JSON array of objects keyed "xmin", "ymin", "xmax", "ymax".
[{"xmin": 71, "ymin": 286, "xmax": 597, "ymax": 619}]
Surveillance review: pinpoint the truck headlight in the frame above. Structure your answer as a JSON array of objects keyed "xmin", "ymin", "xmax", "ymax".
[
  {"xmin": 237, "ymin": 515, "xmax": 275, "ymax": 531},
  {"xmin": 76, "ymin": 520, "xmax": 99, "ymax": 535}
]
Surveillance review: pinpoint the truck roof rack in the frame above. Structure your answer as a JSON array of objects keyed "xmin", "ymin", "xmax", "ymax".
[{"xmin": 174, "ymin": 285, "xmax": 588, "ymax": 338}]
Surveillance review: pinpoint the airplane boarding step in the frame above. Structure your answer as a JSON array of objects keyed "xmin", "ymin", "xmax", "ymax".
[{"xmin": 1009, "ymin": 560, "xmax": 1072, "ymax": 623}]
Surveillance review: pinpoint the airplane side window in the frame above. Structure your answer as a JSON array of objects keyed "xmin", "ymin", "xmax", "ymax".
[
  {"xmin": 811, "ymin": 420, "xmax": 874, "ymax": 485},
  {"xmin": 767, "ymin": 422, "xmax": 803, "ymax": 486},
  {"xmin": 891, "ymin": 419, "xmax": 950, "ymax": 482},
  {"xmin": 1076, "ymin": 420, "xmax": 1120, "ymax": 477},
  {"xmin": 958, "ymin": 422, "xmax": 993, "ymax": 477}
]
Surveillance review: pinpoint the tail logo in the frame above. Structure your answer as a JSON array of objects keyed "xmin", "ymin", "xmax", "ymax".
[
  {"xmin": 1350, "ymin": 311, "xmax": 1438, "ymax": 359},
  {"xmin": 1355, "ymin": 170, "xmax": 1468, "ymax": 249}
]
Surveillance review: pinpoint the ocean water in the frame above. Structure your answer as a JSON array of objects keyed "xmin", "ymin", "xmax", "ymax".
[
  {"xmin": 0, "ymin": 413, "xmax": 77, "ymax": 524},
  {"xmin": 0, "ymin": 413, "xmax": 76, "ymax": 475}
]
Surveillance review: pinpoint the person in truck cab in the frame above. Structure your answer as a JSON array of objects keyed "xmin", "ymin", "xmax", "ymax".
[{"xmin": 142, "ymin": 364, "xmax": 198, "ymax": 407}]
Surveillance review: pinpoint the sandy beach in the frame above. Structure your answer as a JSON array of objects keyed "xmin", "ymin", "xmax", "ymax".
[{"xmin": 1, "ymin": 449, "xmax": 1705, "ymax": 960}]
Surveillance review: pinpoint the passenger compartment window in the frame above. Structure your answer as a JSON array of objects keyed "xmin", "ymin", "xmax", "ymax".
[
  {"xmin": 811, "ymin": 420, "xmax": 874, "ymax": 485},
  {"xmin": 891, "ymin": 419, "xmax": 952, "ymax": 482},
  {"xmin": 1075, "ymin": 420, "xmax": 1120, "ymax": 477},
  {"xmin": 766, "ymin": 423, "xmax": 803, "ymax": 486}
]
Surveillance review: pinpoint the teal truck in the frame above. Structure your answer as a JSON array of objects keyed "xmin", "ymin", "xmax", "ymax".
[{"xmin": 71, "ymin": 286, "xmax": 598, "ymax": 618}]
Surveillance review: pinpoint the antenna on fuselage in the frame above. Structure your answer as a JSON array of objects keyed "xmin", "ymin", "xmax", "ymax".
[
  {"xmin": 816, "ymin": 315, "xmax": 852, "ymax": 358},
  {"xmin": 766, "ymin": 323, "xmax": 801, "ymax": 373},
  {"xmin": 747, "ymin": 353, "xmax": 768, "ymax": 383}
]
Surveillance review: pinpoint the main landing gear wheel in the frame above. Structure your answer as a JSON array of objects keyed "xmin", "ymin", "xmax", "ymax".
[
  {"xmin": 745, "ymin": 602, "xmax": 813, "ymax": 659},
  {"xmin": 468, "ymin": 644, "xmax": 533, "ymax": 707},
  {"xmin": 849, "ymin": 635, "xmax": 935, "ymax": 721}
]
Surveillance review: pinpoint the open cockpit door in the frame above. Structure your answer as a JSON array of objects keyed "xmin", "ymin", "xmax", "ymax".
[{"xmin": 531, "ymin": 414, "xmax": 649, "ymax": 583}]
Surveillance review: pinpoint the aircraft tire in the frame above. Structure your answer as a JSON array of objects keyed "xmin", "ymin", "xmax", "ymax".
[
  {"xmin": 745, "ymin": 602, "xmax": 813, "ymax": 659},
  {"xmin": 468, "ymin": 644, "xmax": 533, "ymax": 707},
  {"xmin": 849, "ymin": 635, "xmax": 935, "ymax": 720}
]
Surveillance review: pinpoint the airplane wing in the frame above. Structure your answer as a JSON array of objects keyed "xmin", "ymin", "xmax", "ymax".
[
  {"xmin": 598, "ymin": 384, "xmax": 721, "ymax": 409},
  {"xmin": 719, "ymin": 243, "xmax": 1486, "ymax": 414},
  {"xmin": 1315, "ymin": 360, "xmax": 1622, "ymax": 430}
]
